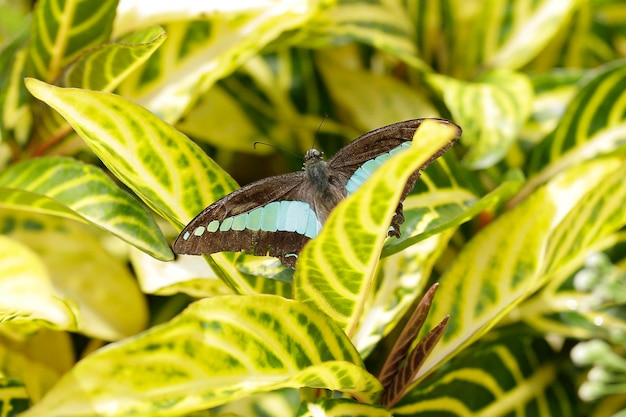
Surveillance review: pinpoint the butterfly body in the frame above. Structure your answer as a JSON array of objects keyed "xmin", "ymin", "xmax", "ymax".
[{"xmin": 174, "ymin": 118, "xmax": 461, "ymax": 268}]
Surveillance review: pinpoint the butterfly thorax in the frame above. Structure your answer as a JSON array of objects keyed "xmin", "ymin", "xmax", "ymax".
[{"xmin": 303, "ymin": 148, "xmax": 345, "ymax": 219}]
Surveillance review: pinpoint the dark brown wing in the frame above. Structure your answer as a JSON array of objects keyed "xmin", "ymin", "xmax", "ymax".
[
  {"xmin": 173, "ymin": 172, "xmax": 316, "ymax": 268},
  {"xmin": 327, "ymin": 118, "xmax": 461, "ymax": 235}
]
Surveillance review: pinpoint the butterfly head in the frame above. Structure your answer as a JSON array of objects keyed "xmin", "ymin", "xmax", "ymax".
[{"xmin": 303, "ymin": 148, "xmax": 324, "ymax": 169}]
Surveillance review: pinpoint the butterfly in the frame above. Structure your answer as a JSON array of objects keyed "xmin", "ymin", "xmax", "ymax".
[{"xmin": 173, "ymin": 118, "xmax": 461, "ymax": 268}]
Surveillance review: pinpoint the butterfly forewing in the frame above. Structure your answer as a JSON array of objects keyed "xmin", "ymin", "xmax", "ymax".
[{"xmin": 173, "ymin": 172, "xmax": 317, "ymax": 267}]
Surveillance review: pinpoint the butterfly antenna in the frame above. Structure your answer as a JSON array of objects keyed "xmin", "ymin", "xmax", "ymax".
[
  {"xmin": 311, "ymin": 113, "xmax": 328, "ymax": 151},
  {"xmin": 253, "ymin": 141, "xmax": 300, "ymax": 158}
]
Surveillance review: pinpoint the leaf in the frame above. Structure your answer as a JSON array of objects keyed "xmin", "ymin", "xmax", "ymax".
[
  {"xmin": 28, "ymin": 0, "xmax": 119, "ymax": 82},
  {"xmin": 352, "ymin": 161, "xmax": 480, "ymax": 356},
  {"xmin": 0, "ymin": 156, "xmax": 173, "ymax": 261},
  {"xmin": 382, "ymin": 175, "xmax": 524, "ymax": 258},
  {"xmin": 428, "ymin": 70, "xmax": 534, "ymax": 169},
  {"xmin": 286, "ymin": 0, "xmax": 427, "ymax": 71},
  {"xmin": 116, "ymin": 2, "xmax": 325, "ymax": 122},
  {"xmin": 24, "ymin": 78, "xmax": 258, "ymax": 294},
  {"xmin": 413, "ymin": 155, "xmax": 626, "ymax": 383},
  {"xmin": 293, "ymin": 119, "xmax": 461, "ymax": 336},
  {"xmin": 130, "ymin": 249, "xmax": 233, "ymax": 298},
  {"xmin": 527, "ymin": 2, "xmax": 625, "ymax": 70},
  {"xmin": 392, "ymin": 333, "xmax": 577, "ymax": 416},
  {"xmin": 0, "ymin": 329, "xmax": 74, "ymax": 402},
  {"xmin": 0, "ymin": 25, "xmax": 31, "ymax": 145},
  {"xmin": 523, "ymin": 60, "xmax": 626, "ymax": 198},
  {"xmin": 520, "ymin": 69, "xmax": 585, "ymax": 144},
  {"xmin": 62, "ymin": 25, "xmax": 167, "ymax": 92},
  {"xmin": 519, "ymin": 253, "xmax": 626, "ymax": 341},
  {"xmin": 296, "ymin": 398, "xmax": 392, "ymax": 417},
  {"xmin": 383, "ymin": 316, "xmax": 449, "ymax": 408},
  {"xmin": 0, "ymin": 235, "xmax": 74, "ymax": 332},
  {"xmin": 481, "ymin": 0, "xmax": 578, "ymax": 70},
  {"xmin": 21, "ymin": 295, "xmax": 381, "ymax": 417},
  {"xmin": 3, "ymin": 211, "xmax": 148, "ymax": 341},
  {"xmin": 378, "ymin": 284, "xmax": 450, "ymax": 407}
]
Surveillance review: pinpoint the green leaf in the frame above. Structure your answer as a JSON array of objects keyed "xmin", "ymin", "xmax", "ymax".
[
  {"xmin": 0, "ymin": 235, "xmax": 74, "ymax": 332},
  {"xmin": 62, "ymin": 25, "xmax": 167, "ymax": 91},
  {"xmin": 28, "ymin": 0, "xmax": 119, "ymax": 82},
  {"xmin": 294, "ymin": 119, "xmax": 461, "ymax": 336},
  {"xmin": 393, "ymin": 333, "xmax": 576, "ymax": 416},
  {"xmin": 414, "ymin": 155, "xmax": 626, "ymax": 383},
  {"xmin": 0, "ymin": 156, "xmax": 172, "ymax": 261},
  {"xmin": 21, "ymin": 295, "xmax": 381, "ymax": 417},
  {"xmin": 428, "ymin": 70, "xmax": 534, "ymax": 169}
]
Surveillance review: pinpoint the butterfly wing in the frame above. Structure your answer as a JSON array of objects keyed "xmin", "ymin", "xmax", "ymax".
[
  {"xmin": 327, "ymin": 118, "xmax": 461, "ymax": 235},
  {"xmin": 173, "ymin": 172, "xmax": 322, "ymax": 268}
]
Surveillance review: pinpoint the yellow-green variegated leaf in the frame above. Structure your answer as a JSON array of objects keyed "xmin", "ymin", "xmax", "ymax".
[
  {"xmin": 3, "ymin": 211, "xmax": 148, "ymax": 341},
  {"xmin": 289, "ymin": 0, "xmax": 426, "ymax": 71},
  {"xmin": 0, "ymin": 26, "xmax": 31, "ymax": 146},
  {"xmin": 413, "ymin": 156, "xmax": 626, "ymax": 383},
  {"xmin": 116, "ymin": 2, "xmax": 325, "ymax": 122},
  {"xmin": 406, "ymin": 0, "xmax": 577, "ymax": 77},
  {"xmin": 22, "ymin": 295, "xmax": 381, "ymax": 417},
  {"xmin": 294, "ymin": 119, "xmax": 461, "ymax": 336},
  {"xmin": 524, "ymin": 60, "xmax": 626, "ymax": 197},
  {"xmin": 297, "ymin": 398, "xmax": 392, "ymax": 417},
  {"xmin": 0, "ymin": 235, "xmax": 74, "ymax": 332},
  {"xmin": 316, "ymin": 47, "xmax": 438, "ymax": 133},
  {"xmin": 383, "ymin": 175, "xmax": 524, "ymax": 257},
  {"xmin": 354, "ymin": 178, "xmax": 522, "ymax": 357},
  {"xmin": 0, "ymin": 156, "xmax": 172, "ymax": 261},
  {"xmin": 479, "ymin": 0, "xmax": 578, "ymax": 70},
  {"xmin": 24, "ymin": 79, "xmax": 235, "ymax": 228},
  {"xmin": 0, "ymin": 329, "xmax": 74, "ymax": 402},
  {"xmin": 28, "ymin": 0, "xmax": 118, "ymax": 82},
  {"xmin": 393, "ymin": 333, "xmax": 576, "ymax": 416},
  {"xmin": 62, "ymin": 25, "xmax": 167, "ymax": 92},
  {"xmin": 527, "ymin": 2, "xmax": 626, "ymax": 70},
  {"xmin": 24, "ymin": 78, "xmax": 257, "ymax": 294},
  {"xmin": 521, "ymin": 69, "xmax": 585, "ymax": 144},
  {"xmin": 428, "ymin": 70, "xmax": 533, "ymax": 169}
]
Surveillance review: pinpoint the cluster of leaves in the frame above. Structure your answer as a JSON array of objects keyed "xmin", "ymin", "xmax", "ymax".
[{"xmin": 1, "ymin": 0, "xmax": 626, "ymax": 416}]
